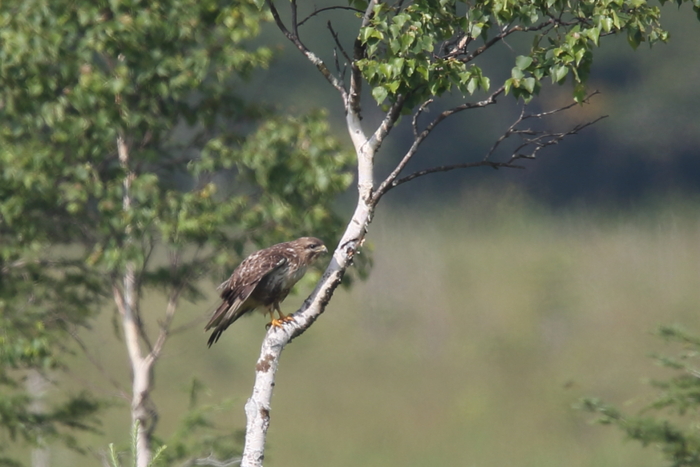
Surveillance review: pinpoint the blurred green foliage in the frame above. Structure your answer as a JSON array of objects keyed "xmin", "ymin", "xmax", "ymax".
[
  {"xmin": 582, "ymin": 324, "xmax": 700, "ymax": 467},
  {"xmin": 0, "ymin": 0, "xmax": 352, "ymax": 464}
]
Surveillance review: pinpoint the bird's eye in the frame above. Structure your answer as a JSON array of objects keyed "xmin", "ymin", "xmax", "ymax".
[{"xmin": 307, "ymin": 243, "xmax": 319, "ymax": 250}]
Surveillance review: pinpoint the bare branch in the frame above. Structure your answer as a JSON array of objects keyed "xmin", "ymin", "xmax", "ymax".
[
  {"xmin": 327, "ymin": 21, "xmax": 352, "ymax": 65},
  {"xmin": 412, "ymin": 98, "xmax": 433, "ymax": 138},
  {"xmin": 149, "ymin": 285, "xmax": 181, "ymax": 362},
  {"xmin": 348, "ymin": 0, "xmax": 378, "ymax": 116},
  {"xmin": 372, "ymin": 85, "xmax": 505, "ymax": 203},
  {"xmin": 267, "ymin": 0, "xmax": 347, "ymax": 99},
  {"xmin": 484, "ymin": 91, "xmax": 605, "ymax": 163},
  {"xmin": 290, "ymin": 0, "xmax": 299, "ymax": 39},
  {"xmin": 368, "ymin": 94, "xmax": 407, "ymax": 153},
  {"xmin": 507, "ymin": 115, "xmax": 607, "ymax": 163},
  {"xmin": 189, "ymin": 455, "xmax": 242, "ymax": 467},
  {"xmin": 378, "ymin": 90, "xmax": 605, "ymax": 198},
  {"xmin": 298, "ymin": 6, "xmax": 363, "ymax": 27},
  {"xmin": 66, "ymin": 326, "xmax": 129, "ymax": 400},
  {"xmin": 392, "ymin": 160, "xmax": 526, "ymax": 188},
  {"xmin": 483, "ymin": 107, "xmax": 526, "ymax": 161}
]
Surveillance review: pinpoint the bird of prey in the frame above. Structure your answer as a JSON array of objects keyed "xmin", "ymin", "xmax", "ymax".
[{"xmin": 205, "ymin": 237, "xmax": 328, "ymax": 346}]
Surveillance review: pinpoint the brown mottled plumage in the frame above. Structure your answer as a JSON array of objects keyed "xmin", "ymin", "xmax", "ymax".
[{"xmin": 205, "ymin": 237, "xmax": 327, "ymax": 346}]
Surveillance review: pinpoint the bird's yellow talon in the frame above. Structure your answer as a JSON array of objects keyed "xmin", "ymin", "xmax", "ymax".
[
  {"xmin": 268, "ymin": 314, "xmax": 295, "ymax": 329},
  {"xmin": 268, "ymin": 318, "xmax": 284, "ymax": 328}
]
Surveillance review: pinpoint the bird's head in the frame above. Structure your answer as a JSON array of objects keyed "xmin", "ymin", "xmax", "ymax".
[{"xmin": 295, "ymin": 236, "xmax": 328, "ymax": 263}]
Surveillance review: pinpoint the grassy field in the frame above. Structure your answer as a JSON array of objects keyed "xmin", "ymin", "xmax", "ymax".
[{"xmin": 34, "ymin": 191, "xmax": 700, "ymax": 466}]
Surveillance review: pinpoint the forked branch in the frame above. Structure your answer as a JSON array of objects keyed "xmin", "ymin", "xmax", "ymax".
[
  {"xmin": 267, "ymin": 0, "xmax": 347, "ymax": 99},
  {"xmin": 483, "ymin": 91, "xmax": 605, "ymax": 163},
  {"xmin": 376, "ymin": 90, "xmax": 605, "ymax": 196},
  {"xmin": 372, "ymin": 85, "xmax": 506, "ymax": 203}
]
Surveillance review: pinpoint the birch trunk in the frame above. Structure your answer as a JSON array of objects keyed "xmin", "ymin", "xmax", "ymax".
[
  {"xmin": 240, "ymin": 71, "xmax": 377, "ymax": 467},
  {"xmin": 116, "ymin": 134, "xmax": 155, "ymax": 467},
  {"xmin": 27, "ymin": 370, "xmax": 50, "ymax": 467},
  {"xmin": 240, "ymin": 4, "xmax": 385, "ymax": 465},
  {"xmin": 240, "ymin": 205, "xmax": 373, "ymax": 467}
]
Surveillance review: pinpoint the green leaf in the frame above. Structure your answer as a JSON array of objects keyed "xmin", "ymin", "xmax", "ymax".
[
  {"xmin": 599, "ymin": 16, "xmax": 613, "ymax": 33},
  {"xmin": 551, "ymin": 65, "xmax": 568, "ymax": 83},
  {"xmin": 627, "ymin": 28, "xmax": 644, "ymax": 49},
  {"xmin": 573, "ymin": 82, "xmax": 587, "ymax": 103},
  {"xmin": 504, "ymin": 78, "xmax": 513, "ymax": 94},
  {"xmin": 467, "ymin": 77, "xmax": 477, "ymax": 95},
  {"xmin": 515, "ymin": 55, "xmax": 533, "ymax": 70},
  {"xmin": 372, "ymin": 85, "xmax": 389, "ymax": 103},
  {"xmin": 359, "ymin": 26, "xmax": 384, "ymax": 44},
  {"xmin": 470, "ymin": 22, "xmax": 483, "ymax": 38},
  {"xmin": 480, "ymin": 75, "xmax": 490, "ymax": 91}
]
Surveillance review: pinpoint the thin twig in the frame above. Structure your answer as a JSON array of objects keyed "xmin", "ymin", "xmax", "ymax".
[
  {"xmin": 506, "ymin": 115, "xmax": 607, "ymax": 163},
  {"xmin": 149, "ymin": 287, "xmax": 181, "ymax": 362},
  {"xmin": 485, "ymin": 90, "xmax": 603, "ymax": 162},
  {"xmin": 298, "ymin": 6, "xmax": 364, "ymax": 27},
  {"xmin": 66, "ymin": 326, "xmax": 129, "ymax": 399},
  {"xmin": 393, "ymin": 160, "xmax": 526, "ymax": 188},
  {"xmin": 372, "ymin": 85, "xmax": 505, "ymax": 203},
  {"xmin": 483, "ymin": 107, "xmax": 525, "ymax": 161},
  {"xmin": 347, "ymin": 0, "xmax": 378, "ymax": 116},
  {"xmin": 170, "ymin": 313, "xmax": 209, "ymax": 335},
  {"xmin": 267, "ymin": 0, "xmax": 347, "ymax": 99},
  {"xmin": 328, "ymin": 21, "xmax": 352, "ymax": 65},
  {"xmin": 0, "ymin": 258, "xmax": 88, "ymax": 273},
  {"xmin": 380, "ymin": 90, "xmax": 605, "ymax": 198},
  {"xmin": 290, "ymin": 0, "xmax": 299, "ymax": 39},
  {"xmin": 412, "ymin": 98, "xmax": 433, "ymax": 138}
]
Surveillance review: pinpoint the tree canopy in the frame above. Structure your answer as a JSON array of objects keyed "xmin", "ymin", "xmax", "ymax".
[{"xmin": 0, "ymin": 0, "xmax": 352, "ymax": 465}]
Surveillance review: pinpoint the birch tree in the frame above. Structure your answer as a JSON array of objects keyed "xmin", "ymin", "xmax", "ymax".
[
  {"xmin": 0, "ymin": 1, "xmax": 352, "ymax": 466},
  {"xmin": 238, "ymin": 0, "xmax": 700, "ymax": 465}
]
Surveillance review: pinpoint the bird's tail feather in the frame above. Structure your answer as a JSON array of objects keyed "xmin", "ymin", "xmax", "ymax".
[{"xmin": 205, "ymin": 298, "xmax": 251, "ymax": 346}]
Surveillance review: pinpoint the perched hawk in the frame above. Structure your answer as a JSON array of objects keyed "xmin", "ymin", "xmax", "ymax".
[{"xmin": 205, "ymin": 237, "xmax": 327, "ymax": 346}]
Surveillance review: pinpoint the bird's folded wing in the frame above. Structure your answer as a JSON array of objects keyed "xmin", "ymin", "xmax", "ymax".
[{"xmin": 205, "ymin": 255, "xmax": 288, "ymax": 330}]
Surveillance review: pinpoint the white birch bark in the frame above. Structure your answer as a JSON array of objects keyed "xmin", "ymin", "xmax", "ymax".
[
  {"xmin": 240, "ymin": 22, "xmax": 378, "ymax": 461},
  {"xmin": 240, "ymin": 196, "xmax": 373, "ymax": 467},
  {"xmin": 27, "ymin": 370, "xmax": 50, "ymax": 467},
  {"xmin": 116, "ymin": 134, "xmax": 154, "ymax": 467}
]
